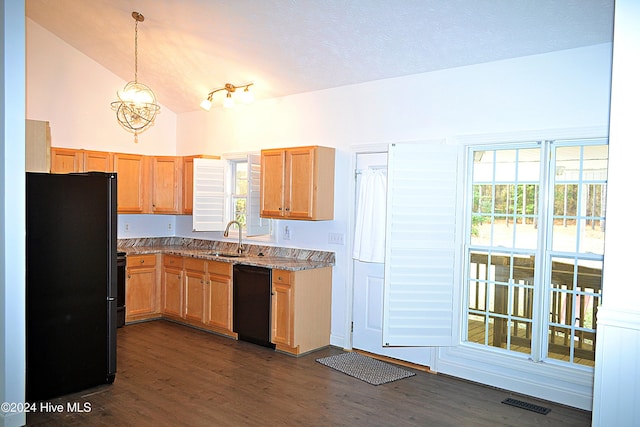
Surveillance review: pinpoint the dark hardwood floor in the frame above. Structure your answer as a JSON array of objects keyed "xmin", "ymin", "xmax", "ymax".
[{"xmin": 27, "ymin": 320, "xmax": 591, "ymax": 426}]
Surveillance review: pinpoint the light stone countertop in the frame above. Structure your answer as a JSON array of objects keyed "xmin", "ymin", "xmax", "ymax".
[{"xmin": 118, "ymin": 244, "xmax": 333, "ymax": 271}]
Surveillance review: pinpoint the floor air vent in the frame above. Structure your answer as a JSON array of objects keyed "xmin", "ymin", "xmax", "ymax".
[{"xmin": 501, "ymin": 398, "xmax": 551, "ymax": 415}]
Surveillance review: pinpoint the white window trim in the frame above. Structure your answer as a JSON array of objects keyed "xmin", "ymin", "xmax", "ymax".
[
  {"xmin": 222, "ymin": 153, "xmax": 273, "ymax": 242},
  {"xmin": 431, "ymin": 128, "xmax": 609, "ymax": 411}
]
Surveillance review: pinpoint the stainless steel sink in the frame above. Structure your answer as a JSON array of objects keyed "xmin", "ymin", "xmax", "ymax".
[{"xmin": 208, "ymin": 251, "xmax": 245, "ymax": 258}]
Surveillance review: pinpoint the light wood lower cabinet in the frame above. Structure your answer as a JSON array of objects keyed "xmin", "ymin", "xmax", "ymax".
[
  {"xmin": 184, "ymin": 258, "xmax": 208, "ymax": 324},
  {"xmin": 206, "ymin": 261, "xmax": 233, "ymax": 334},
  {"xmin": 125, "ymin": 254, "xmax": 160, "ymax": 323},
  {"xmin": 161, "ymin": 255, "xmax": 184, "ymax": 318},
  {"xmin": 271, "ymin": 267, "xmax": 333, "ymax": 355},
  {"xmin": 159, "ymin": 256, "xmax": 234, "ymax": 336},
  {"xmin": 133, "ymin": 254, "xmax": 331, "ymax": 353}
]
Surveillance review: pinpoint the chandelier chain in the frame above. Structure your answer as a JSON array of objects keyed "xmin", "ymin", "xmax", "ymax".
[{"xmin": 134, "ymin": 18, "xmax": 138, "ymax": 82}]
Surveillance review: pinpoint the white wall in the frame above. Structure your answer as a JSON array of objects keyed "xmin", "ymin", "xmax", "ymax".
[
  {"xmin": 592, "ymin": 0, "xmax": 640, "ymax": 425},
  {"xmin": 177, "ymin": 43, "xmax": 612, "ymax": 349},
  {"xmin": 26, "ymin": 19, "xmax": 177, "ymax": 155}
]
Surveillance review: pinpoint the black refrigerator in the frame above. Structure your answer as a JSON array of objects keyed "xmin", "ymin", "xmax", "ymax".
[{"xmin": 26, "ymin": 172, "xmax": 117, "ymax": 402}]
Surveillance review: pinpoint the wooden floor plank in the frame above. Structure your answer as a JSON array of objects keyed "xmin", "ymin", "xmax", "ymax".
[{"xmin": 27, "ymin": 320, "xmax": 591, "ymax": 426}]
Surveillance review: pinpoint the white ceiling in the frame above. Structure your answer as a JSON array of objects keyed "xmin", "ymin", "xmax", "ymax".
[{"xmin": 26, "ymin": 0, "xmax": 614, "ymax": 114}]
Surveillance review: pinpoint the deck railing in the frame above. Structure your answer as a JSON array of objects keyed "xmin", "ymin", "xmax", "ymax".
[{"xmin": 468, "ymin": 252, "xmax": 601, "ymax": 363}]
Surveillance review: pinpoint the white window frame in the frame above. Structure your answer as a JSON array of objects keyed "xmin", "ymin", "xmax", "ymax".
[
  {"xmin": 223, "ymin": 153, "xmax": 272, "ymax": 240},
  {"xmin": 434, "ymin": 132, "xmax": 608, "ymax": 411},
  {"xmin": 192, "ymin": 154, "xmax": 272, "ymax": 239}
]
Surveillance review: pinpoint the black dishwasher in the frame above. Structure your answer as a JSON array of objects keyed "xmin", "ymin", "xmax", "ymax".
[{"xmin": 233, "ymin": 264, "xmax": 275, "ymax": 349}]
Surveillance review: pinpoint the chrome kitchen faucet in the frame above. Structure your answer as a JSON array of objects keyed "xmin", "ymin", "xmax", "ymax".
[{"xmin": 223, "ymin": 220, "xmax": 245, "ymax": 254}]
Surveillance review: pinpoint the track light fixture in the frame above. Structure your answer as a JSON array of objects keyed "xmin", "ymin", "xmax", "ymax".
[{"xmin": 200, "ymin": 83, "xmax": 254, "ymax": 111}]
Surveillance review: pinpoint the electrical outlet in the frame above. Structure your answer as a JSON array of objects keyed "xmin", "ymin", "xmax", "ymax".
[
  {"xmin": 168, "ymin": 222, "xmax": 172, "ymax": 230},
  {"xmin": 328, "ymin": 232, "xmax": 344, "ymax": 245},
  {"xmin": 283, "ymin": 226, "xmax": 291, "ymax": 240},
  {"xmin": 125, "ymin": 223, "xmax": 130, "ymax": 231}
]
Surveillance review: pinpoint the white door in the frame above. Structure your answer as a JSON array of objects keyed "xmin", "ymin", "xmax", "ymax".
[{"xmin": 352, "ymin": 152, "xmax": 430, "ymax": 365}]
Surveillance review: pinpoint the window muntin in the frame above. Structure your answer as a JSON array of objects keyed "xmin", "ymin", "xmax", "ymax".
[
  {"xmin": 465, "ymin": 139, "xmax": 607, "ymax": 368},
  {"xmin": 230, "ymin": 160, "xmax": 248, "ymax": 228}
]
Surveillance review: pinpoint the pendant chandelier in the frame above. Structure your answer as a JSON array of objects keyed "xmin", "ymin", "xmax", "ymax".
[{"xmin": 111, "ymin": 11, "xmax": 160, "ymax": 143}]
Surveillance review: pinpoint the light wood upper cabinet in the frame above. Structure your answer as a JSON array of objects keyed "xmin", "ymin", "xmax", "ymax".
[
  {"xmin": 260, "ymin": 146, "xmax": 335, "ymax": 220},
  {"xmin": 182, "ymin": 156, "xmax": 196, "ymax": 215},
  {"xmin": 260, "ymin": 150, "xmax": 286, "ymax": 218},
  {"xmin": 50, "ymin": 147, "xmax": 83, "ymax": 173},
  {"xmin": 114, "ymin": 153, "xmax": 149, "ymax": 214},
  {"xmin": 84, "ymin": 150, "xmax": 113, "ymax": 172},
  {"xmin": 152, "ymin": 156, "xmax": 182, "ymax": 214},
  {"xmin": 51, "ymin": 147, "xmax": 113, "ymax": 173},
  {"xmin": 48, "ymin": 148, "xmax": 224, "ymax": 216}
]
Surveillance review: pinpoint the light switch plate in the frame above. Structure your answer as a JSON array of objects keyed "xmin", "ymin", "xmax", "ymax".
[{"xmin": 328, "ymin": 232, "xmax": 344, "ymax": 245}]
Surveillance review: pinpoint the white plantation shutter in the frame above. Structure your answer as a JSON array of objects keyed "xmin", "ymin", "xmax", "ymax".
[
  {"xmin": 383, "ymin": 142, "xmax": 459, "ymax": 347},
  {"xmin": 246, "ymin": 154, "xmax": 270, "ymax": 236},
  {"xmin": 192, "ymin": 158, "xmax": 226, "ymax": 231}
]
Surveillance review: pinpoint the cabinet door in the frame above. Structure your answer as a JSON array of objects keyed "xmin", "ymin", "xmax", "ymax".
[
  {"xmin": 271, "ymin": 270, "xmax": 293, "ymax": 346},
  {"xmin": 286, "ymin": 147, "xmax": 314, "ymax": 219},
  {"xmin": 50, "ymin": 147, "xmax": 83, "ymax": 173},
  {"xmin": 152, "ymin": 156, "xmax": 181, "ymax": 214},
  {"xmin": 260, "ymin": 149, "xmax": 286, "ymax": 217},
  {"xmin": 84, "ymin": 150, "xmax": 113, "ymax": 172},
  {"xmin": 208, "ymin": 275, "xmax": 232, "ymax": 331},
  {"xmin": 162, "ymin": 264, "xmax": 183, "ymax": 318},
  {"xmin": 126, "ymin": 267, "xmax": 157, "ymax": 319},
  {"xmin": 114, "ymin": 153, "xmax": 148, "ymax": 213},
  {"xmin": 182, "ymin": 156, "xmax": 195, "ymax": 214},
  {"xmin": 184, "ymin": 270, "xmax": 207, "ymax": 323}
]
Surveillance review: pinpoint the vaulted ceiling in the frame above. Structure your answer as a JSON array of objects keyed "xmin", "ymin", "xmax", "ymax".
[{"xmin": 26, "ymin": 0, "xmax": 614, "ymax": 114}]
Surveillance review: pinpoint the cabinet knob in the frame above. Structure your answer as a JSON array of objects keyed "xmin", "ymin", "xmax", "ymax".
[{"xmin": 140, "ymin": 259, "xmax": 145, "ymax": 264}]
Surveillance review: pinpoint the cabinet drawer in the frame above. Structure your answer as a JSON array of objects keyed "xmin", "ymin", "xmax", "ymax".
[
  {"xmin": 127, "ymin": 254, "xmax": 156, "ymax": 268},
  {"xmin": 184, "ymin": 257, "xmax": 206, "ymax": 272},
  {"xmin": 163, "ymin": 254, "xmax": 183, "ymax": 268},
  {"xmin": 208, "ymin": 260, "xmax": 231, "ymax": 277},
  {"xmin": 272, "ymin": 269, "xmax": 291, "ymax": 285}
]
